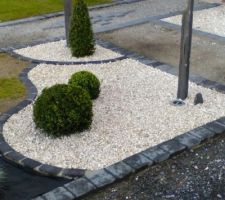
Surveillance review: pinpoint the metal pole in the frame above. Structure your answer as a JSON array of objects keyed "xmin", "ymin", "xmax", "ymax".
[
  {"xmin": 64, "ymin": 0, "xmax": 72, "ymax": 46},
  {"xmin": 177, "ymin": 0, "xmax": 194, "ymax": 100}
]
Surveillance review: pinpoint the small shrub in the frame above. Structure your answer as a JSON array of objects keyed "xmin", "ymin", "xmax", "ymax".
[
  {"xmin": 69, "ymin": 71, "xmax": 100, "ymax": 99},
  {"xmin": 69, "ymin": 0, "xmax": 95, "ymax": 57},
  {"xmin": 33, "ymin": 84, "xmax": 92, "ymax": 137}
]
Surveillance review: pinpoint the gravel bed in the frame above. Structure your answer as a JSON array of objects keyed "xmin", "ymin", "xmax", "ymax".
[
  {"xmin": 3, "ymin": 58, "xmax": 225, "ymax": 170},
  {"xmin": 14, "ymin": 40, "xmax": 122, "ymax": 62},
  {"xmin": 162, "ymin": 5, "xmax": 225, "ymax": 38}
]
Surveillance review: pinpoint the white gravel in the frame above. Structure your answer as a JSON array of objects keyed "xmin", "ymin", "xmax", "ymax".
[
  {"xmin": 14, "ymin": 40, "xmax": 122, "ymax": 62},
  {"xmin": 162, "ymin": 5, "xmax": 225, "ymax": 38},
  {"xmin": 3, "ymin": 58, "xmax": 225, "ymax": 170}
]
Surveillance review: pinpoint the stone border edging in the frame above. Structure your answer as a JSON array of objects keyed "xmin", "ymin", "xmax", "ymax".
[
  {"xmin": 29, "ymin": 38, "xmax": 225, "ymax": 200},
  {"xmin": 0, "ymin": 0, "xmax": 146, "ymax": 28},
  {"xmin": 0, "ymin": 63, "xmax": 86, "ymax": 179},
  {"xmin": 0, "ymin": 38, "xmax": 130, "ymax": 179}
]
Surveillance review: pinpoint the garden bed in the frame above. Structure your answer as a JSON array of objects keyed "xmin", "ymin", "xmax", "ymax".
[{"xmin": 3, "ymin": 48, "xmax": 225, "ymax": 170}]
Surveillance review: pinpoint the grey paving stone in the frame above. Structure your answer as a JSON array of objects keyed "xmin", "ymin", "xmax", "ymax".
[
  {"xmin": 204, "ymin": 121, "xmax": 225, "ymax": 134},
  {"xmin": 123, "ymin": 153, "xmax": 153, "ymax": 170},
  {"xmin": 0, "ymin": 142, "xmax": 13, "ymax": 154},
  {"xmin": 65, "ymin": 178, "xmax": 96, "ymax": 198},
  {"xmin": 189, "ymin": 74, "xmax": 205, "ymax": 84},
  {"xmin": 200, "ymin": 79, "xmax": 218, "ymax": 89},
  {"xmin": 21, "ymin": 158, "xmax": 42, "ymax": 169},
  {"xmin": 42, "ymin": 187, "xmax": 75, "ymax": 200},
  {"xmin": 156, "ymin": 64, "xmax": 173, "ymax": 73},
  {"xmin": 0, "ymin": 114, "xmax": 10, "ymax": 124},
  {"xmin": 139, "ymin": 59, "xmax": 156, "ymax": 66},
  {"xmin": 174, "ymin": 132, "xmax": 202, "ymax": 149},
  {"xmin": 214, "ymin": 84, "xmax": 225, "ymax": 93},
  {"xmin": 17, "ymin": 99, "xmax": 32, "ymax": 108},
  {"xmin": 105, "ymin": 161, "xmax": 135, "ymax": 179},
  {"xmin": 85, "ymin": 169, "xmax": 116, "ymax": 188},
  {"xmin": 62, "ymin": 168, "xmax": 85, "ymax": 178},
  {"xmin": 189, "ymin": 126, "xmax": 215, "ymax": 140},
  {"xmin": 142, "ymin": 146, "xmax": 170, "ymax": 163},
  {"xmin": 159, "ymin": 139, "xmax": 186, "ymax": 154},
  {"xmin": 26, "ymin": 92, "xmax": 37, "ymax": 101},
  {"xmin": 38, "ymin": 164, "xmax": 62, "ymax": 176},
  {"xmin": 4, "ymin": 151, "xmax": 25, "ymax": 163},
  {"xmin": 217, "ymin": 117, "xmax": 225, "ymax": 125}
]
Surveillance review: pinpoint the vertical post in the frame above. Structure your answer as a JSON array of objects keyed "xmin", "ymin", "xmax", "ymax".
[
  {"xmin": 64, "ymin": 0, "xmax": 72, "ymax": 46},
  {"xmin": 177, "ymin": 0, "xmax": 194, "ymax": 100}
]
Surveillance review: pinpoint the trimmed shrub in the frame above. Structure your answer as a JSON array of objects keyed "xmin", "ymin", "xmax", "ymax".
[
  {"xmin": 33, "ymin": 84, "xmax": 92, "ymax": 137},
  {"xmin": 69, "ymin": 71, "xmax": 100, "ymax": 99},
  {"xmin": 69, "ymin": 0, "xmax": 95, "ymax": 57}
]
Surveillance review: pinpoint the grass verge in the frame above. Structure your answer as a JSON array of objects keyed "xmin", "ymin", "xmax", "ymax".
[
  {"xmin": 0, "ymin": 53, "xmax": 29, "ymax": 113},
  {"xmin": 0, "ymin": 0, "xmax": 112, "ymax": 22},
  {"xmin": 0, "ymin": 78, "xmax": 25, "ymax": 99}
]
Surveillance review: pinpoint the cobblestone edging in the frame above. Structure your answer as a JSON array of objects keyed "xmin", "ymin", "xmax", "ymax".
[
  {"xmin": 0, "ymin": 0, "xmax": 146, "ymax": 28},
  {"xmin": 26, "ymin": 39, "xmax": 225, "ymax": 199}
]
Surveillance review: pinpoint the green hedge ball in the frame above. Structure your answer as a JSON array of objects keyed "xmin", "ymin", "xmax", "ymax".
[
  {"xmin": 69, "ymin": 71, "xmax": 100, "ymax": 99},
  {"xmin": 33, "ymin": 84, "xmax": 93, "ymax": 137}
]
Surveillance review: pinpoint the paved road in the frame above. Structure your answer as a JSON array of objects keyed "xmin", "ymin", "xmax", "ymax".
[{"xmin": 0, "ymin": 0, "xmax": 207, "ymax": 48}]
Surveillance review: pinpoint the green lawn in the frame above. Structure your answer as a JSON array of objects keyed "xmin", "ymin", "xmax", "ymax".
[
  {"xmin": 0, "ymin": 0, "xmax": 111, "ymax": 22},
  {"xmin": 0, "ymin": 77, "xmax": 25, "ymax": 99}
]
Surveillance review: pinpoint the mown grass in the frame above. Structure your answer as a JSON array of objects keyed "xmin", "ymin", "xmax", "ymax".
[
  {"xmin": 0, "ymin": 78, "xmax": 25, "ymax": 99},
  {"xmin": 0, "ymin": 0, "xmax": 111, "ymax": 22},
  {"xmin": 0, "ymin": 53, "xmax": 29, "ymax": 113}
]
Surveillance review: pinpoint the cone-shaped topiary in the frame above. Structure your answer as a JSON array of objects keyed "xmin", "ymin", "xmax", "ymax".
[
  {"xmin": 69, "ymin": 0, "xmax": 95, "ymax": 57},
  {"xmin": 69, "ymin": 71, "xmax": 100, "ymax": 99},
  {"xmin": 33, "ymin": 84, "xmax": 93, "ymax": 137}
]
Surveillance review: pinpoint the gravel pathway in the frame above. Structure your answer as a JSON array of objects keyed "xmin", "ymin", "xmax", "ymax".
[
  {"xmin": 162, "ymin": 5, "xmax": 225, "ymax": 38},
  {"xmin": 3, "ymin": 57, "xmax": 225, "ymax": 170},
  {"xmin": 15, "ymin": 40, "xmax": 122, "ymax": 62}
]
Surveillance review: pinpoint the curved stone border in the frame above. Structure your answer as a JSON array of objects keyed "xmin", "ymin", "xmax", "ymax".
[
  {"xmin": 1, "ymin": 39, "xmax": 225, "ymax": 185},
  {"xmin": 0, "ymin": 63, "xmax": 85, "ymax": 179}
]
